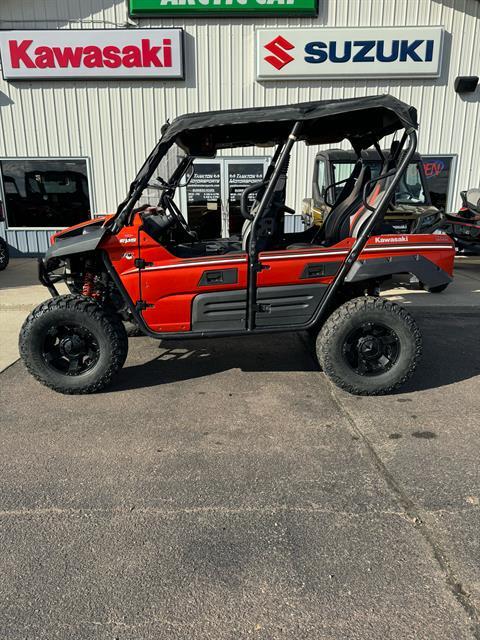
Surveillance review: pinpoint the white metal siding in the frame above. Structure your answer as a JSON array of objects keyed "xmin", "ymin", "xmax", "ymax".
[{"xmin": 0, "ymin": 0, "xmax": 479, "ymax": 253}]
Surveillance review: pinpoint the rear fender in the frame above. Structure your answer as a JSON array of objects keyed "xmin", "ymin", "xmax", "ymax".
[{"xmin": 345, "ymin": 254, "xmax": 452, "ymax": 289}]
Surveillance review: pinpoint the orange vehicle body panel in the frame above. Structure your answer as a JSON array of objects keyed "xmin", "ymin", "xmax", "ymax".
[{"xmin": 101, "ymin": 214, "xmax": 455, "ymax": 333}]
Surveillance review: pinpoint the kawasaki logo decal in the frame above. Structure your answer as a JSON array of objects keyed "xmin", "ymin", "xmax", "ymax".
[
  {"xmin": 0, "ymin": 29, "xmax": 184, "ymax": 80},
  {"xmin": 257, "ymin": 27, "xmax": 444, "ymax": 80}
]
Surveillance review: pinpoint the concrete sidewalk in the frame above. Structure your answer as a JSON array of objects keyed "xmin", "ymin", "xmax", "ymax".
[
  {"xmin": 1, "ymin": 257, "xmax": 479, "ymax": 373},
  {"xmin": 0, "ymin": 259, "xmax": 66, "ymax": 372}
]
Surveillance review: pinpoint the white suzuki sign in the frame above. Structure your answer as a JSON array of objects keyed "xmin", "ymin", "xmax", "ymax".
[
  {"xmin": 256, "ymin": 27, "xmax": 444, "ymax": 80},
  {"xmin": 0, "ymin": 29, "xmax": 184, "ymax": 80}
]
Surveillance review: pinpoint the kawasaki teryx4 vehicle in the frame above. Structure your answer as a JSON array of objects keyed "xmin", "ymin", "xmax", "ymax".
[
  {"xmin": 302, "ymin": 148, "xmax": 441, "ymax": 234},
  {"xmin": 20, "ymin": 95, "xmax": 454, "ymax": 395}
]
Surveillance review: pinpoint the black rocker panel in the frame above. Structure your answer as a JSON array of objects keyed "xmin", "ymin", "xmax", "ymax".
[{"xmin": 191, "ymin": 284, "xmax": 328, "ymax": 331}]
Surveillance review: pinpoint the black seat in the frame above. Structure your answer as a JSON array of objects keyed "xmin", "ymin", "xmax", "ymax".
[
  {"xmin": 287, "ymin": 162, "xmax": 371, "ymax": 249},
  {"xmin": 322, "ymin": 164, "xmax": 371, "ymax": 246}
]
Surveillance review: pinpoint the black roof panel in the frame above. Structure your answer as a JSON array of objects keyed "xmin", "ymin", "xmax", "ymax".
[{"xmin": 162, "ymin": 94, "xmax": 417, "ymax": 154}]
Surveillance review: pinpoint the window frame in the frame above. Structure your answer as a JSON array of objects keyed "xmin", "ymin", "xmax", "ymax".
[{"xmin": 0, "ymin": 156, "xmax": 94, "ymax": 231}]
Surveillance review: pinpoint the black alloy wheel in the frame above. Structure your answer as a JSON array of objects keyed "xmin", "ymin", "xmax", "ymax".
[
  {"xmin": 20, "ymin": 294, "xmax": 128, "ymax": 394},
  {"xmin": 315, "ymin": 296, "xmax": 422, "ymax": 396},
  {"xmin": 42, "ymin": 323, "xmax": 100, "ymax": 376},
  {"xmin": 342, "ymin": 322, "xmax": 400, "ymax": 376}
]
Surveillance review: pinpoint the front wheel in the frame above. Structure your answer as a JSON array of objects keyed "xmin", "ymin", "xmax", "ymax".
[
  {"xmin": 316, "ymin": 297, "xmax": 422, "ymax": 396},
  {"xmin": 0, "ymin": 237, "xmax": 9, "ymax": 271},
  {"xmin": 19, "ymin": 295, "xmax": 128, "ymax": 394}
]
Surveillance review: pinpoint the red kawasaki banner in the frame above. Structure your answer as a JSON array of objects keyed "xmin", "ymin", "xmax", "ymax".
[{"xmin": 0, "ymin": 29, "xmax": 184, "ymax": 80}]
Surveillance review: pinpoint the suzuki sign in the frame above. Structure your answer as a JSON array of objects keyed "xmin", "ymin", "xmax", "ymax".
[
  {"xmin": 0, "ymin": 29, "xmax": 184, "ymax": 80},
  {"xmin": 256, "ymin": 27, "xmax": 444, "ymax": 80}
]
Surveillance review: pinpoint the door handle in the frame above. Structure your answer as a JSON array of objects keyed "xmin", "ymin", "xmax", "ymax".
[
  {"xmin": 198, "ymin": 268, "xmax": 238, "ymax": 287},
  {"xmin": 205, "ymin": 271, "xmax": 223, "ymax": 283}
]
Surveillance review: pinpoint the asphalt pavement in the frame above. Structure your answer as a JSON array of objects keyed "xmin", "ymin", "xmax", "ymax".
[{"xmin": 1, "ymin": 306, "xmax": 480, "ymax": 638}]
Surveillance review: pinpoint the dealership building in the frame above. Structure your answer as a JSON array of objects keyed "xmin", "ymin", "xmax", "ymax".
[{"xmin": 0, "ymin": 0, "xmax": 478, "ymax": 256}]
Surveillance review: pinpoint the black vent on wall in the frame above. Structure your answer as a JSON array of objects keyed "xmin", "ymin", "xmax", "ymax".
[{"xmin": 454, "ymin": 76, "xmax": 479, "ymax": 93}]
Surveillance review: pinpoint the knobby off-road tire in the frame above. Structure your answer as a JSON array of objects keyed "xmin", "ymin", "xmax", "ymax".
[
  {"xmin": 316, "ymin": 296, "xmax": 422, "ymax": 396},
  {"xmin": 19, "ymin": 294, "xmax": 128, "ymax": 394},
  {"xmin": 0, "ymin": 237, "xmax": 9, "ymax": 271}
]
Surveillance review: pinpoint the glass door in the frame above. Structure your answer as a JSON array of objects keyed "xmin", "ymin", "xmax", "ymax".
[
  {"xmin": 183, "ymin": 161, "xmax": 223, "ymax": 239},
  {"xmin": 225, "ymin": 160, "xmax": 267, "ymax": 237},
  {"xmin": 180, "ymin": 157, "xmax": 268, "ymax": 239}
]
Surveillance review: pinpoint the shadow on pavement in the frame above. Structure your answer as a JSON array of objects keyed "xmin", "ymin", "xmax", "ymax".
[
  {"xmin": 108, "ymin": 313, "xmax": 480, "ymax": 394},
  {"xmin": 109, "ymin": 333, "xmax": 319, "ymax": 393},
  {"xmin": 402, "ymin": 312, "xmax": 480, "ymax": 393}
]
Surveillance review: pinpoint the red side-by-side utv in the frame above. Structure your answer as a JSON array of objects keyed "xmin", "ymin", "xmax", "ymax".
[{"xmin": 20, "ymin": 95, "xmax": 455, "ymax": 395}]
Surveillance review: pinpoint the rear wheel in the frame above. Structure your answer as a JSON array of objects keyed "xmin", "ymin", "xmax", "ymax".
[
  {"xmin": 19, "ymin": 294, "xmax": 128, "ymax": 394},
  {"xmin": 316, "ymin": 296, "xmax": 422, "ymax": 395},
  {"xmin": 0, "ymin": 237, "xmax": 9, "ymax": 271}
]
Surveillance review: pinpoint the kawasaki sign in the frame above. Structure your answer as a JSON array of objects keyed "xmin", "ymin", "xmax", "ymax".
[
  {"xmin": 257, "ymin": 27, "xmax": 444, "ymax": 80},
  {"xmin": 0, "ymin": 29, "xmax": 184, "ymax": 80},
  {"xmin": 129, "ymin": 0, "xmax": 317, "ymax": 16}
]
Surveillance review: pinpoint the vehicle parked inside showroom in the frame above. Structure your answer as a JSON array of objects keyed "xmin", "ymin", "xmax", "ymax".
[
  {"xmin": 302, "ymin": 148, "xmax": 441, "ymax": 234},
  {"xmin": 439, "ymin": 188, "xmax": 480, "ymax": 254},
  {"xmin": 19, "ymin": 95, "xmax": 455, "ymax": 396},
  {"xmin": 0, "ymin": 201, "xmax": 10, "ymax": 271}
]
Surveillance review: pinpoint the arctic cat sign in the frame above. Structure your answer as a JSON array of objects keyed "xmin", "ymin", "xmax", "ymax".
[
  {"xmin": 129, "ymin": 0, "xmax": 317, "ymax": 16},
  {"xmin": 0, "ymin": 29, "xmax": 184, "ymax": 80},
  {"xmin": 257, "ymin": 27, "xmax": 444, "ymax": 80}
]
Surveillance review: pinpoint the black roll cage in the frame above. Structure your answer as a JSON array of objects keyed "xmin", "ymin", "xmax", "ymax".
[{"xmin": 102, "ymin": 120, "xmax": 418, "ymax": 338}]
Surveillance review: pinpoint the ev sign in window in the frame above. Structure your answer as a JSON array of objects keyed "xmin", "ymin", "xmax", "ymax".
[{"xmin": 256, "ymin": 27, "xmax": 444, "ymax": 80}]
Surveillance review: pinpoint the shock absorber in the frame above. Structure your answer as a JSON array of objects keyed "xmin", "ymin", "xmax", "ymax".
[{"xmin": 82, "ymin": 258, "xmax": 102, "ymax": 300}]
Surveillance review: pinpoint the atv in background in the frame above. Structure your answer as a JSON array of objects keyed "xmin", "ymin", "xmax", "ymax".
[
  {"xmin": 0, "ymin": 200, "xmax": 9, "ymax": 271},
  {"xmin": 440, "ymin": 189, "xmax": 480, "ymax": 255},
  {"xmin": 302, "ymin": 148, "xmax": 441, "ymax": 234}
]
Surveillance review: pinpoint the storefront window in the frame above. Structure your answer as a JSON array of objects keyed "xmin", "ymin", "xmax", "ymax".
[
  {"xmin": 0, "ymin": 159, "xmax": 91, "ymax": 228},
  {"xmin": 422, "ymin": 155, "xmax": 456, "ymax": 211}
]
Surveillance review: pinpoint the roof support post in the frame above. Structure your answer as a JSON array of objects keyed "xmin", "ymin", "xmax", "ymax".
[
  {"xmin": 246, "ymin": 121, "xmax": 303, "ymax": 331},
  {"xmin": 307, "ymin": 128, "xmax": 418, "ymax": 328}
]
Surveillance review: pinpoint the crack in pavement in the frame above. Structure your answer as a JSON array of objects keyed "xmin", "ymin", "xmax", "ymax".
[{"xmin": 327, "ymin": 382, "xmax": 480, "ymax": 640}]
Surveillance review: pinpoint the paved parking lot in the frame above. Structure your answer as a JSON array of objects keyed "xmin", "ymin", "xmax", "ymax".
[{"xmin": 0, "ymin": 259, "xmax": 480, "ymax": 638}]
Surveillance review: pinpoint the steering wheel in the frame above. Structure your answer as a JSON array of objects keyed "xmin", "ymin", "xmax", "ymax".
[
  {"xmin": 241, "ymin": 181, "xmax": 265, "ymax": 220},
  {"xmin": 162, "ymin": 195, "xmax": 197, "ymax": 240}
]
